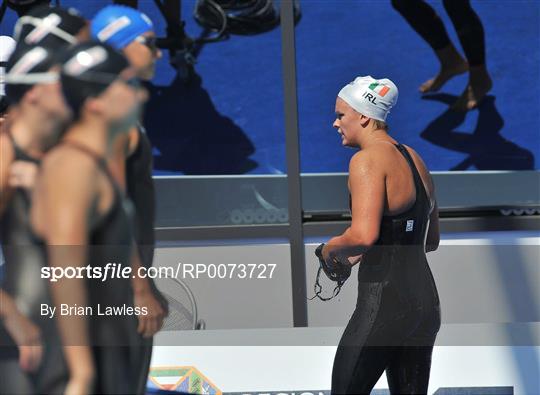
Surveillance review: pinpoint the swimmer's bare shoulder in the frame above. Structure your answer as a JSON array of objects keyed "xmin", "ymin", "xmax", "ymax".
[
  {"xmin": 32, "ymin": 146, "xmax": 98, "ymax": 240},
  {"xmin": 348, "ymin": 143, "xmax": 394, "ymax": 182},
  {"xmin": 0, "ymin": 132, "xmax": 15, "ymax": 214},
  {"xmin": 347, "ymin": 146, "xmax": 387, "ymax": 244},
  {"xmin": 40, "ymin": 145, "xmax": 98, "ymax": 184},
  {"xmin": 0, "ymin": 132, "xmax": 15, "ymax": 191},
  {"xmin": 348, "ymin": 148, "xmax": 378, "ymax": 188}
]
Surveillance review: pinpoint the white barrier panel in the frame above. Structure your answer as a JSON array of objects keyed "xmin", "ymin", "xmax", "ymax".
[
  {"xmin": 306, "ymin": 232, "xmax": 540, "ymax": 326},
  {"xmin": 150, "ymin": 231, "xmax": 540, "ymax": 393},
  {"xmin": 150, "ymin": 325, "xmax": 540, "ymax": 394},
  {"xmin": 153, "ymin": 232, "xmax": 539, "ymax": 330},
  {"xmin": 154, "ymin": 244, "xmax": 294, "ymax": 329}
]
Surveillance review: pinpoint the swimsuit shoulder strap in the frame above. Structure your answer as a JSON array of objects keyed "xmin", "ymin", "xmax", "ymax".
[
  {"xmin": 60, "ymin": 141, "xmax": 122, "ymax": 197},
  {"xmin": 395, "ymin": 143, "xmax": 430, "ymax": 203}
]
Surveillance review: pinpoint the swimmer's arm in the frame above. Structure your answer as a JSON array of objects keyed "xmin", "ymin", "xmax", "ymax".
[
  {"xmin": 0, "ymin": 289, "xmax": 43, "ymax": 371},
  {"xmin": 0, "ymin": 289, "xmax": 17, "ymax": 320},
  {"xmin": 324, "ymin": 153, "xmax": 384, "ymax": 265},
  {"xmin": 33, "ymin": 155, "xmax": 96, "ymax": 384},
  {"xmin": 130, "ymin": 245, "xmax": 165, "ymax": 337},
  {"xmin": 0, "ymin": 133, "xmax": 15, "ymax": 215},
  {"xmin": 130, "ymin": 246, "xmax": 147, "ymax": 293},
  {"xmin": 127, "ymin": 127, "xmax": 140, "ymax": 156}
]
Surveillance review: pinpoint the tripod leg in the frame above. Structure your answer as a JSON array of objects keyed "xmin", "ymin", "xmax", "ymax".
[
  {"xmin": 164, "ymin": 0, "xmax": 181, "ymax": 22},
  {"xmin": 113, "ymin": 0, "xmax": 139, "ymax": 8}
]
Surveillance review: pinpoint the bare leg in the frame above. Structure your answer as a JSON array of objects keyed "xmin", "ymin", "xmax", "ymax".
[
  {"xmin": 452, "ymin": 65, "xmax": 493, "ymax": 111},
  {"xmin": 391, "ymin": 0, "xmax": 468, "ymax": 93},
  {"xmin": 443, "ymin": 0, "xmax": 492, "ymax": 110},
  {"xmin": 419, "ymin": 44, "xmax": 468, "ymax": 93}
]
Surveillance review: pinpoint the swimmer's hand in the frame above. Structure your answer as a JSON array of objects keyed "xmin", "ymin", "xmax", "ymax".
[
  {"xmin": 64, "ymin": 369, "xmax": 94, "ymax": 395},
  {"xmin": 134, "ymin": 287, "xmax": 166, "ymax": 338},
  {"xmin": 62, "ymin": 346, "xmax": 95, "ymax": 395},
  {"xmin": 9, "ymin": 161, "xmax": 39, "ymax": 191},
  {"xmin": 316, "ymin": 243, "xmax": 352, "ymax": 284},
  {"xmin": 2, "ymin": 297, "xmax": 43, "ymax": 372},
  {"xmin": 347, "ymin": 254, "xmax": 363, "ymax": 265}
]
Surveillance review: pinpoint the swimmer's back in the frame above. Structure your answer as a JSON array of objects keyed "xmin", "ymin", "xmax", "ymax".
[
  {"xmin": 351, "ymin": 141, "xmax": 434, "ymax": 213},
  {"xmin": 349, "ymin": 140, "xmax": 440, "ymax": 250}
]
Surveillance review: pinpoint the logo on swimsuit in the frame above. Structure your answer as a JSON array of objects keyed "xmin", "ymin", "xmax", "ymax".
[
  {"xmin": 148, "ymin": 366, "xmax": 221, "ymax": 394},
  {"xmin": 406, "ymin": 220, "xmax": 414, "ymax": 232}
]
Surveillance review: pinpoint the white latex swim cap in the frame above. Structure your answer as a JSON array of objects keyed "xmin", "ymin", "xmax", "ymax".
[
  {"xmin": 338, "ymin": 75, "xmax": 398, "ymax": 122},
  {"xmin": 0, "ymin": 36, "xmax": 17, "ymax": 97},
  {"xmin": 0, "ymin": 36, "xmax": 16, "ymax": 62}
]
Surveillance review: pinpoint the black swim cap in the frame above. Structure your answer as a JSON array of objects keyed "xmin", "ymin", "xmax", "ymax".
[
  {"xmin": 59, "ymin": 41, "xmax": 129, "ymax": 119},
  {"xmin": 14, "ymin": 5, "xmax": 87, "ymax": 49},
  {"xmin": 0, "ymin": 96, "xmax": 9, "ymax": 115},
  {"xmin": 7, "ymin": 0, "xmax": 50, "ymax": 17},
  {"xmin": 5, "ymin": 43, "xmax": 59, "ymax": 104}
]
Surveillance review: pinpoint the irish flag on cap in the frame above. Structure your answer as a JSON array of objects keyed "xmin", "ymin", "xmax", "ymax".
[{"xmin": 369, "ymin": 82, "xmax": 390, "ymax": 97}]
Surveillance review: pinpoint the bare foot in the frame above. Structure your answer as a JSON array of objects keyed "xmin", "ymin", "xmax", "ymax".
[
  {"xmin": 420, "ymin": 62, "xmax": 469, "ymax": 93},
  {"xmin": 452, "ymin": 66, "xmax": 493, "ymax": 111},
  {"xmin": 420, "ymin": 45, "xmax": 468, "ymax": 93}
]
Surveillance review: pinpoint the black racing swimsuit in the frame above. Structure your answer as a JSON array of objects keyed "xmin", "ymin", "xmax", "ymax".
[
  {"xmin": 125, "ymin": 127, "xmax": 166, "ymax": 394},
  {"xmin": 0, "ymin": 132, "xmax": 68, "ymax": 394},
  {"xmin": 126, "ymin": 126, "xmax": 155, "ymax": 270},
  {"xmin": 0, "ymin": 132, "xmax": 43, "ymax": 327},
  {"xmin": 331, "ymin": 144, "xmax": 441, "ymax": 395},
  {"xmin": 126, "ymin": 127, "xmax": 167, "ymax": 314},
  {"xmin": 60, "ymin": 142, "xmax": 146, "ymax": 395}
]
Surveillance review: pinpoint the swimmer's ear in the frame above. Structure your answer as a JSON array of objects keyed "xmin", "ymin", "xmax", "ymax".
[
  {"xmin": 138, "ymin": 87, "xmax": 149, "ymax": 104},
  {"xmin": 359, "ymin": 114, "xmax": 371, "ymax": 128},
  {"xmin": 33, "ymin": 83, "xmax": 54, "ymax": 101},
  {"xmin": 84, "ymin": 97, "xmax": 105, "ymax": 117},
  {"xmin": 24, "ymin": 86, "xmax": 40, "ymax": 105}
]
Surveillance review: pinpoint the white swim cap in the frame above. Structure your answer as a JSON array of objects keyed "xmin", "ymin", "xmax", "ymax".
[
  {"xmin": 0, "ymin": 36, "xmax": 17, "ymax": 97},
  {"xmin": 338, "ymin": 75, "xmax": 398, "ymax": 122},
  {"xmin": 0, "ymin": 36, "xmax": 16, "ymax": 62}
]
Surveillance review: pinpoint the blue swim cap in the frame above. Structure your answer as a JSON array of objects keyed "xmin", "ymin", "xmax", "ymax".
[{"xmin": 91, "ymin": 5, "xmax": 153, "ymax": 50}]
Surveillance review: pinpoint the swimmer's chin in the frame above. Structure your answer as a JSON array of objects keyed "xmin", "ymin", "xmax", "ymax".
[
  {"xmin": 342, "ymin": 141, "xmax": 359, "ymax": 149},
  {"xmin": 340, "ymin": 138, "xmax": 354, "ymax": 148}
]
